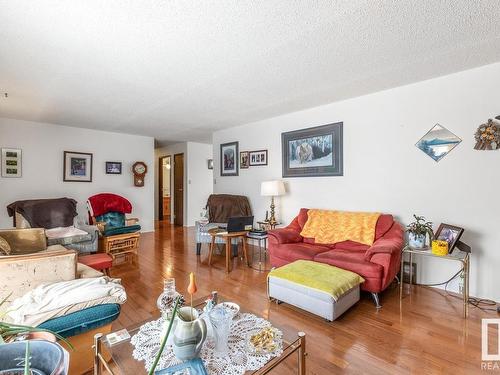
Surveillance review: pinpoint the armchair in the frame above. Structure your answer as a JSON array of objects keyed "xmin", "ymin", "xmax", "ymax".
[
  {"xmin": 87, "ymin": 193, "xmax": 141, "ymax": 262},
  {"xmin": 195, "ymin": 194, "xmax": 252, "ymax": 255},
  {"xmin": 7, "ymin": 198, "xmax": 98, "ymax": 254}
]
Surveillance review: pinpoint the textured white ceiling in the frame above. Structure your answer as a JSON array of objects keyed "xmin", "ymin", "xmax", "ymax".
[{"xmin": 1, "ymin": 1, "xmax": 500, "ymax": 144}]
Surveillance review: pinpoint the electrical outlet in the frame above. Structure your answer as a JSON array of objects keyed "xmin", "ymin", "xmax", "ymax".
[{"xmin": 458, "ymin": 271, "xmax": 465, "ymax": 295}]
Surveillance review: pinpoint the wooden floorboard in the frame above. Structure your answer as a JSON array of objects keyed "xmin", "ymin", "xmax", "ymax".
[{"xmin": 109, "ymin": 222, "xmax": 498, "ymax": 374}]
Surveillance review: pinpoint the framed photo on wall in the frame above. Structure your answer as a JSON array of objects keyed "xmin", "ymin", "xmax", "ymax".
[
  {"xmin": 249, "ymin": 150, "xmax": 268, "ymax": 166},
  {"xmin": 1, "ymin": 148, "xmax": 22, "ymax": 178},
  {"xmin": 64, "ymin": 151, "xmax": 93, "ymax": 182},
  {"xmin": 240, "ymin": 151, "xmax": 249, "ymax": 169},
  {"xmin": 281, "ymin": 122, "xmax": 343, "ymax": 177},
  {"xmin": 105, "ymin": 161, "xmax": 122, "ymax": 174},
  {"xmin": 220, "ymin": 141, "xmax": 238, "ymax": 176}
]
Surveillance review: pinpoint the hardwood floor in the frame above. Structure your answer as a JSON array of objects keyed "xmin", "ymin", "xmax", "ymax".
[{"xmin": 111, "ymin": 222, "xmax": 498, "ymax": 374}]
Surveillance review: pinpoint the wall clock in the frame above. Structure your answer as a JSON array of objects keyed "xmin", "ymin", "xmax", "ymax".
[{"xmin": 132, "ymin": 161, "xmax": 147, "ymax": 187}]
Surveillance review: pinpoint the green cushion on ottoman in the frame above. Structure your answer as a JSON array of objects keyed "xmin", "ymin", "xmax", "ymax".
[{"xmin": 38, "ymin": 304, "xmax": 121, "ymax": 338}]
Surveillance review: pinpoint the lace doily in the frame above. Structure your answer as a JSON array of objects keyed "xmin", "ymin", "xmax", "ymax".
[{"xmin": 131, "ymin": 312, "xmax": 283, "ymax": 375}]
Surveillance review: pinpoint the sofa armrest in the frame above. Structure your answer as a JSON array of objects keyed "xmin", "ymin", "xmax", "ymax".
[{"xmin": 268, "ymin": 228, "xmax": 303, "ymax": 245}]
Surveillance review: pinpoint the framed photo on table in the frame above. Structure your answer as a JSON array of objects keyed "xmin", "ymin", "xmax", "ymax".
[
  {"xmin": 63, "ymin": 151, "xmax": 93, "ymax": 182},
  {"xmin": 220, "ymin": 141, "xmax": 238, "ymax": 176},
  {"xmin": 249, "ymin": 150, "xmax": 268, "ymax": 166},
  {"xmin": 281, "ymin": 122, "xmax": 343, "ymax": 177},
  {"xmin": 1, "ymin": 148, "xmax": 22, "ymax": 178},
  {"xmin": 435, "ymin": 223, "xmax": 464, "ymax": 253}
]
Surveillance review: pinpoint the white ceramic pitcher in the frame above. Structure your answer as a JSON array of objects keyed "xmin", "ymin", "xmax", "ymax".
[{"xmin": 172, "ymin": 306, "xmax": 207, "ymax": 361}]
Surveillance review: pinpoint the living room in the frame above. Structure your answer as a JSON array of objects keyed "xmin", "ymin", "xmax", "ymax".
[{"xmin": 1, "ymin": 2, "xmax": 499, "ymax": 374}]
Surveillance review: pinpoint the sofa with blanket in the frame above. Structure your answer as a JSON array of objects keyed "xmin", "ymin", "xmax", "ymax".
[
  {"xmin": 268, "ymin": 208, "xmax": 404, "ymax": 307},
  {"xmin": 0, "ymin": 230, "xmax": 125, "ymax": 374}
]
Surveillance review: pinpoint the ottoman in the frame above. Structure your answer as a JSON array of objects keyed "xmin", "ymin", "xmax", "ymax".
[{"xmin": 268, "ymin": 260, "xmax": 364, "ymax": 321}]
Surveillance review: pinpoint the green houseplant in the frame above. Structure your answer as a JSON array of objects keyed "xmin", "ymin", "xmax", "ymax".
[{"xmin": 406, "ymin": 215, "xmax": 434, "ymax": 249}]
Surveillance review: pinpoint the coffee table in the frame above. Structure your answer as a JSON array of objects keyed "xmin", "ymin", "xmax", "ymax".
[{"xmin": 93, "ymin": 294, "xmax": 306, "ymax": 375}]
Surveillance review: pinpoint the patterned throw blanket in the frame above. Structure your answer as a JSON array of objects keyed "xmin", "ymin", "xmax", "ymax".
[{"xmin": 300, "ymin": 209, "xmax": 381, "ymax": 246}]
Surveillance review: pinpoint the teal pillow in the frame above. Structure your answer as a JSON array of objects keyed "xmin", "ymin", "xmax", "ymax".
[{"xmin": 95, "ymin": 211, "xmax": 125, "ymax": 229}]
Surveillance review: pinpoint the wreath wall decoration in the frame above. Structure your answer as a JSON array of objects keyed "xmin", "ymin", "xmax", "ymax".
[{"xmin": 474, "ymin": 118, "xmax": 500, "ymax": 150}]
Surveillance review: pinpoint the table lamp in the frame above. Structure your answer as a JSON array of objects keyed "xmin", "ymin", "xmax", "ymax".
[{"xmin": 261, "ymin": 180, "xmax": 286, "ymax": 225}]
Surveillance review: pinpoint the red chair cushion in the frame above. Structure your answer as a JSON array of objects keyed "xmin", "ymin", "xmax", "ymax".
[{"xmin": 79, "ymin": 253, "xmax": 113, "ymax": 271}]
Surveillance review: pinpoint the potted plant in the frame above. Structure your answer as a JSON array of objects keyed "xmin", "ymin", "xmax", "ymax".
[
  {"xmin": 406, "ymin": 215, "xmax": 434, "ymax": 249},
  {"xmin": 0, "ymin": 294, "xmax": 72, "ymax": 374}
]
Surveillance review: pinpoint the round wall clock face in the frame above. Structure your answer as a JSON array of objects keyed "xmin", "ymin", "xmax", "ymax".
[{"xmin": 133, "ymin": 163, "xmax": 146, "ymax": 175}]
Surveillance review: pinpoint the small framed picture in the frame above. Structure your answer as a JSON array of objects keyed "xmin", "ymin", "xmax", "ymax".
[
  {"xmin": 1, "ymin": 148, "xmax": 22, "ymax": 178},
  {"xmin": 435, "ymin": 223, "xmax": 464, "ymax": 253},
  {"xmin": 220, "ymin": 141, "xmax": 238, "ymax": 176},
  {"xmin": 240, "ymin": 151, "xmax": 249, "ymax": 169},
  {"xmin": 64, "ymin": 151, "xmax": 93, "ymax": 182},
  {"xmin": 106, "ymin": 161, "xmax": 122, "ymax": 174},
  {"xmin": 249, "ymin": 150, "xmax": 268, "ymax": 166}
]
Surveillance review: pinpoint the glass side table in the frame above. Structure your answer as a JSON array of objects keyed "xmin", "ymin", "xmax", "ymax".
[
  {"xmin": 399, "ymin": 244, "xmax": 470, "ymax": 318},
  {"xmin": 247, "ymin": 232, "xmax": 270, "ymax": 272}
]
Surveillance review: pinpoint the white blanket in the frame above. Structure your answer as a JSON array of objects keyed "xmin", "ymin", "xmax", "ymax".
[{"xmin": 6, "ymin": 276, "xmax": 127, "ymax": 326}]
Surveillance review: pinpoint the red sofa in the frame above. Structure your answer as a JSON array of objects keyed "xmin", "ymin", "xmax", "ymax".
[{"xmin": 268, "ymin": 208, "xmax": 404, "ymax": 307}]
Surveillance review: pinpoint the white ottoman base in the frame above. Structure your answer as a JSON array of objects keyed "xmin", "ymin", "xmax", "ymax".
[{"xmin": 268, "ymin": 276, "xmax": 360, "ymax": 321}]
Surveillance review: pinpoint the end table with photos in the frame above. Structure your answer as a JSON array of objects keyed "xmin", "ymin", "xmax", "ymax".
[{"xmin": 93, "ymin": 294, "xmax": 307, "ymax": 375}]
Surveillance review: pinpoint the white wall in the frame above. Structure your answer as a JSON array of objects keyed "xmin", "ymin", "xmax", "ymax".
[
  {"xmin": 186, "ymin": 142, "xmax": 213, "ymax": 226},
  {"xmin": 213, "ymin": 62, "xmax": 500, "ymax": 302},
  {"xmin": 0, "ymin": 118, "xmax": 155, "ymax": 231},
  {"xmin": 155, "ymin": 142, "xmax": 212, "ymax": 226}
]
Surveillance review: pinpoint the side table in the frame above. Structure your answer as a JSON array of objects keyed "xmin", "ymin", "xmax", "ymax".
[
  {"xmin": 207, "ymin": 229, "xmax": 250, "ymax": 273},
  {"xmin": 247, "ymin": 233, "xmax": 270, "ymax": 272},
  {"xmin": 399, "ymin": 245, "xmax": 470, "ymax": 318}
]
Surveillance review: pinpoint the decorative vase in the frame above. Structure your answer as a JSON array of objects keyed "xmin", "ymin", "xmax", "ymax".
[
  {"xmin": 208, "ymin": 305, "xmax": 233, "ymax": 357},
  {"xmin": 157, "ymin": 278, "xmax": 178, "ymax": 314},
  {"xmin": 172, "ymin": 307, "xmax": 207, "ymax": 361},
  {"xmin": 408, "ymin": 232, "xmax": 427, "ymax": 249}
]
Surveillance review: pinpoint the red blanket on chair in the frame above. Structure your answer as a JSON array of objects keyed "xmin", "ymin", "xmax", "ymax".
[{"xmin": 88, "ymin": 193, "xmax": 132, "ymax": 217}]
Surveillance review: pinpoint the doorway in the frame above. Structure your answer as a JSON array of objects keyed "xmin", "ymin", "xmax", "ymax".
[
  {"xmin": 158, "ymin": 155, "xmax": 171, "ymax": 221},
  {"xmin": 173, "ymin": 153, "xmax": 184, "ymax": 226}
]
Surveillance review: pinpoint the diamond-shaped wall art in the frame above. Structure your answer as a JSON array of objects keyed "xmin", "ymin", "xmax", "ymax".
[{"xmin": 416, "ymin": 124, "xmax": 462, "ymax": 162}]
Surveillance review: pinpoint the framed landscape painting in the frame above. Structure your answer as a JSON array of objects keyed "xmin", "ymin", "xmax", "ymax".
[
  {"xmin": 1, "ymin": 148, "xmax": 22, "ymax": 178},
  {"xmin": 281, "ymin": 122, "xmax": 343, "ymax": 177},
  {"xmin": 220, "ymin": 141, "xmax": 238, "ymax": 176},
  {"xmin": 416, "ymin": 124, "xmax": 461, "ymax": 162},
  {"xmin": 64, "ymin": 151, "xmax": 93, "ymax": 182}
]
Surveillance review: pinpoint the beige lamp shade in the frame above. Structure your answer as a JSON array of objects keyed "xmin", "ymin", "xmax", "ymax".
[{"xmin": 261, "ymin": 180, "xmax": 286, "ymax": 196}]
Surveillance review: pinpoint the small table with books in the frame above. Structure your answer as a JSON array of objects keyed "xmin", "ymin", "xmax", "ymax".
[
  {"xmin": 93, "ymin": 294, "xmax": 306, "ymax": 375},
  {"xmin": 247, "ymin": 231, "xmax": 270, "ymax": 272}
]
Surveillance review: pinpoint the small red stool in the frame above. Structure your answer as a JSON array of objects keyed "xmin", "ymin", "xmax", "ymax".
[{"xmin": 79, "ymin": 253, "xmax": 113, "ymax": 276}]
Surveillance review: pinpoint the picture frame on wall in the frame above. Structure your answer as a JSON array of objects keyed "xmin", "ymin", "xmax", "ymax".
[
  {"xmin": 435, "ymin": 223, "xmax": 464, "ymax": 253},
  {"xmin": 1, "ymin": 148, "xmax": 22, "ymax": 178},
  {"xmin": 63, "ymin": 151, "xmax": 93, "ymax": 182},
  {"xmin": 249, "ymin": 150, "xmax": 268, "ymax": 166},
  {"xmin": 220, "ymin": 141, "xmax": 239, "ymax": 176},
  {"xmin": 240, "ymin": 151, "xmax": 249, "ymax": 169},
  {"xmin": 105, "ymin": 161, "xmax": 122, "ymax": 174},
  {"xmin": 281, "ymin": 122, "xmax": 343, "ymax": 177}
]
